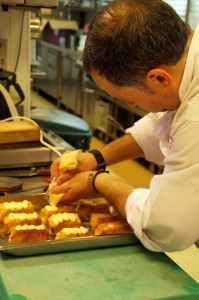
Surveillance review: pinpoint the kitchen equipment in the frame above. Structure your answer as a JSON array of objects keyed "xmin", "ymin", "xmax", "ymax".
[
  {"xmin": 0, "ymin": 83, "xmax": 19, "ymax": 119},
  {"xmin": 0, "ymin": 119, "xmax": 40, "ymax": 144},
  {"xmin": 2, "ymin": 176, "xmax": 49, "ymax": 196},
  {"xmin": 0, "ymin": 167, "xmax": 50, "ymax": 178},
  {"xmin": 0, "ymin": 177, "xmax": 23, "ymax": 192},
  {"xmin": 31, "ymin": 107, "xmax": 92, "ymax": 151},
  {"xmin": 0, "ymin": 129, "xmax": 74, "ymax": 169},
  {"xmin": 0, "ymin": 82, "xmax": 74, "ymax": 168},
  {"xmin": 0, "ymin": 69, "xmax": 25, "ymax": 108}
]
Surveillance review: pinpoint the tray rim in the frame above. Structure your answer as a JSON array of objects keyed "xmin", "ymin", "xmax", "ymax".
[{"xmin": 0, "ymin": 233, "xmax": 138, "ymax": 257}]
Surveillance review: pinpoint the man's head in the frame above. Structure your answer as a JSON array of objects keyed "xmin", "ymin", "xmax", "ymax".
[{"xmin": 83, "ymin": 0, "xmax": 191, "ymax": 91}]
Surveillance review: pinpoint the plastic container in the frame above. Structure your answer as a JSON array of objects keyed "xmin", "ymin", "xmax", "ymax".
[{"xmin": 31, "ymin": 107, "xmax": 92, "ymax": 150}]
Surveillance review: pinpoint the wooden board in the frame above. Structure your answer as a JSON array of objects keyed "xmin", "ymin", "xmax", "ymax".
[{"xmin": 0, "ymin": 120, "xmax": 40, "ymax": 144}]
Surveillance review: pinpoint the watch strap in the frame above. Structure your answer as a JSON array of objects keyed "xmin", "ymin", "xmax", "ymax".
[
  {"xmin": 88, "ymin": 149, "xmax": 106, "ymax": 170},
  {"xmin": 91, "ymin": 169, "xmax": 109, "ymax": 193}
]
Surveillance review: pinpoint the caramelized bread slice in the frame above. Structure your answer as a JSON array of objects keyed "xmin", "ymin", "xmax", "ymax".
[
  {"xmin": 3, "ymin": 212, "xmax": 40, "ymax": 234},
  {"xmin": 55, "ymin": 226, "xmax": 88, "ymax": 239},
  {"xmin": 0, "ymin": 200, "xmax": 34, "ymax": 222},
  {"xmin": 9, "ymin": 224, "xmax": 49, "ymax": 243},
  {"xmin": 76, "ymin": 198, "xmax": 110, "ymax": 220},
  {"xmin": 94, "ymin": 221, "xmax": 133, "ymax": 236},
  {"xmin": 47, "ymin": 213, "xmax": 81, "ymax": 235}
]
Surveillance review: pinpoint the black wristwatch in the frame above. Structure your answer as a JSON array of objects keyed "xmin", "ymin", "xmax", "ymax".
[{"xmin": 88, "ymin": 149, "xmax": 106, "ymax": 170}]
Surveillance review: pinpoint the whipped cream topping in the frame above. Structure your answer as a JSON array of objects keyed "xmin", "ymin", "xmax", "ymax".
[
  {"xmin": 15, "ymin": 224, "xmax": 45, "ymax": 231},
  {"xmin": 8, "ymin": 212, "xmax": 38, "ymax": 221},
  {"xmin": 44, "ymin": 205, "xmax": 58, "ymax": 212},
  {"xmin": 3, "ymin": 200, "xmax": 29, "ymax": 210},
  {"xmin": 50, "ymin": 213, "xmax": 78, "ymax": 226},
  {"xmin": 60, "ymin": 226, "xmax": 88, "ymax": 236}
]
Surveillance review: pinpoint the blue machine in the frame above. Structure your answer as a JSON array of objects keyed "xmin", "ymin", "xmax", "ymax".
[{"xmin": 31, "ymin": 107, "xmax": 92, "ymax": 151}]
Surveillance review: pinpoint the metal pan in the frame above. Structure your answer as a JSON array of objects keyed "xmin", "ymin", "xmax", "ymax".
[
  {"xmin": 0, "ymin": 193, "xmax": 139, "ymax": 257},
  {"xmin": 0, "ymin": 177, "xmax": 23, "ymax": 192}
]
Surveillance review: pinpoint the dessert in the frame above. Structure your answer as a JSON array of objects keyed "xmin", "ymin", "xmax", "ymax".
[
  {"xmin": 55, "ymin": 226, "xmax": 88, "ymax": 239},
  {"xmin": 94, "ymin": 221, "xmax": 133, "ymax": 236},
  {"xmin": 0, "ymin": 200, "xmax": 34, "ymax": 222},
  {"xmin": 76, "ymin": 198, "xmax": 110, "ymax": 220},
  {"xmin": 39, "ymin": 205, "xmax": 76, "ymax": 224},
  {"xmin": 47, "ymin": 212, "xmax": 81, "ymax": 235},
  {"xmin": 56, "ymin": 205, "xmax": 76, "ymax": 214},
  {"xmin": 39, "ymin": 205, "xmax": 59, "ymax": 224},
  {"xmin": 8, "ymin": 224, "xmax": 49, "ymax": 243},
  {"xmin": 89, "ymin": 213, "xmax": 123, "ymax": 229},
  {"xmin": 0, "ymin": 193, "xmax": 132, "ymax": 245},
  {"xmin": 3, "ymin": 212, "xmax": 40, "ymax": 234}
]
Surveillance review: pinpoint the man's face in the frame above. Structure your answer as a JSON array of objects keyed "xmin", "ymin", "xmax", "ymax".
[{"xmin": 90, "ymin": 70, "xmax": 181, "ymax": 113}]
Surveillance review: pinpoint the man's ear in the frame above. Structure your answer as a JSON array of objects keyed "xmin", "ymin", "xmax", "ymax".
[{"xmin": 146, "ymin": 68, "xmax": 173, "ymax": 88}]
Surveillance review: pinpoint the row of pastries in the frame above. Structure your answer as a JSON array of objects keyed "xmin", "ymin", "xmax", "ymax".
[{"xmin": 0, "ymin": 198, "xmax": 133, "ymax": 243}]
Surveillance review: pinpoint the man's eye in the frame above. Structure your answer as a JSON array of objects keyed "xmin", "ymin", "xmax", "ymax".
[{"xmin": 113, "ymin": 97, "xmax": 123, "ymax": 101}]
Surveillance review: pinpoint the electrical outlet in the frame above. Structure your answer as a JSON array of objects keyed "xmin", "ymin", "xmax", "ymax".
[{"xmin": 0, "ymin": 39, "xmax": 7, "ymax": 69}]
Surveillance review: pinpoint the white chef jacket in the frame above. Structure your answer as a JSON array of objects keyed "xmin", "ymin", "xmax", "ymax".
[{"xmin": 125, "ymin": 23, "xmax": 199, "ymax": 252}]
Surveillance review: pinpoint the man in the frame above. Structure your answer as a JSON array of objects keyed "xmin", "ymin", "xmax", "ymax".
[{"xmin": 50, "ymin": 0, "xmax": 199, "ymax": 252}]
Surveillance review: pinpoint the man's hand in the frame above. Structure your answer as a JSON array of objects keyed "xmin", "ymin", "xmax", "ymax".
[
  {"xmin": 49, "ymin": 171, "xmax": 95, "ymax": 202},
  {"xmin": 50, "ymin": 150, "xmax": 99, "ymax": 183},
  {"xmin": 50, "ymin": 156, "xmax": 62, "ymax": 179},
  {"xmin": 49, "ymin": 169, "xmax": 133, "ymax": 218}
]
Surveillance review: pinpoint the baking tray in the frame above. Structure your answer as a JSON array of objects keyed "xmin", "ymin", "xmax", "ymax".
[{"xmin": 0, "ymin": 193, "xmax": 139, "ymax": 257}]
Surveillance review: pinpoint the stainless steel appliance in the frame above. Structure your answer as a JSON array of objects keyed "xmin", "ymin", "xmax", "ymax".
[{"xmin": 0, "ymin": 129, "xmax": 74, "ymax": 169}]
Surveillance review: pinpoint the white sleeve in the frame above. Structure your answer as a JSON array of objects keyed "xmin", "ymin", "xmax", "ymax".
[
  {"xmin": 126, "ymin": 113, "xmax": 165, "ymax": 165},
  {"xmin": 125, "ymin": 119, "xmax": 199, "ymax": 252}
]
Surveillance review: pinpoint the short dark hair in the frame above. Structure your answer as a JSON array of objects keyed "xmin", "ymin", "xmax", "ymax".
[{"xmin": 82, "ymin": 0, "xmax": 191, "ymax": 89}]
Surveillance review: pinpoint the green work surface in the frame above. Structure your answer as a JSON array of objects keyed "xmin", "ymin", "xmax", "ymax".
[{"xmin": 0, "ymin": 245, "xmax": 199, "ymax": 300}]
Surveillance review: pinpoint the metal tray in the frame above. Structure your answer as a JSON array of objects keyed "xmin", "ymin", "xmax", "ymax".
[{"xmin": 0, "ymin": 193, "xmax": 139, "ymax": 257}]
